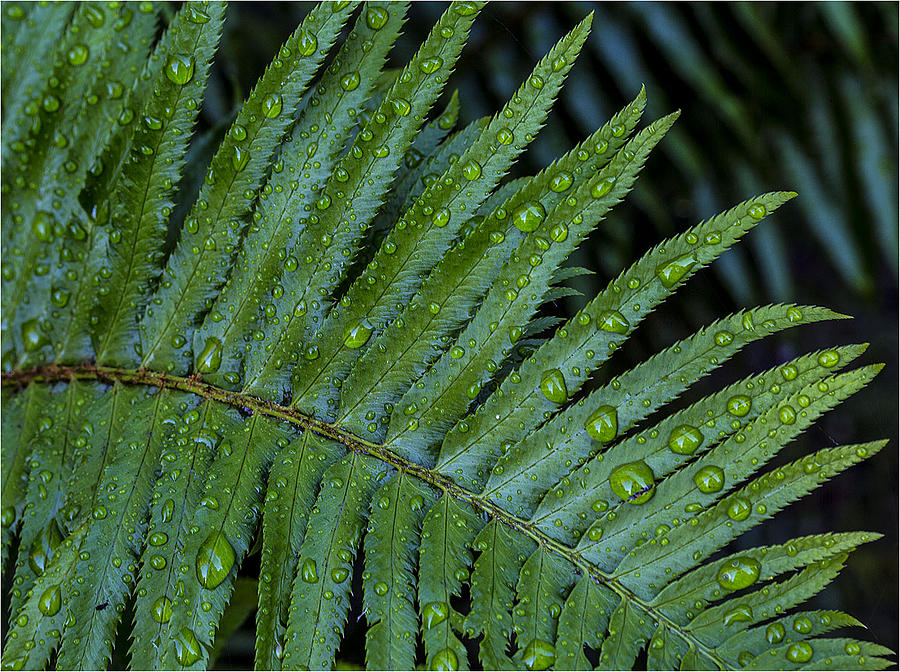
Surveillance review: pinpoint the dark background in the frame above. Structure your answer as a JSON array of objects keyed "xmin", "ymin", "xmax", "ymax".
[{"xmin": 191, "ymin": 2, "xmax": 898, "ymax": 667}]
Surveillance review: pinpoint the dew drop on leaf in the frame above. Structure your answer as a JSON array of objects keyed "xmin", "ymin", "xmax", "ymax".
[
  {"xmin": 609, "ymin": 461, "xmax": 655, "ymax": 504},
  {"xmin": 165, "ymin": 55, "xmax": 195, "ymax": 85},
  {"xmin": 539, "ymin": 369, "xmax": 567, "ymax": 404},
  {"xmin": 152, "ymin": 596, "xmax": 173, "ymax": 623},
  {"xmin": 693, "ymin": 466, "xmax": 724, "ymax": 493},
  {"xmin": 422, "ymin": 601, "xmax": 449, "ymax": 628},
  {"xmin": 195, "ymin": 531, "xmax": 235, "ymax": 589},
  {"xmin": 174, "ymin": 627, "xmax": 202, "ymax": 665},
  {"xmin": 668, "ymin": 424, "xmax": 704, "ymax": 455},
  {"xmin": 716, "ymin": 556, "xmax": 761, "ymax": 591},
  {"xmin": 785, "ymin": 641, "xmax": 813, "ymax": 663},
  {"xmin": 38, "ymin": 585, "xmax": 61, "ymax": 616},
  {"xmin": 597, "ymin": 309, "xmax": 629, "ymax": 334},
  {"xmin": 522, "ymin": 638, "xmax": 556, "ymax": 670},
  {"xmin": 585, "ymin": 405, "xmax": 617, "ymax": 443}
]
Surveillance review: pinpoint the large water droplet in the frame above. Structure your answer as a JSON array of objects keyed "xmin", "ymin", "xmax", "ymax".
[
  {"xmin": 343, "ymin": 321, "xmax": 373, "ymax": 349},
  {"xmin": 522, "ymin": 638, "xmax": 556, "ymax": 670},
  {"xmin": 431, "ymin": 648, "xmax": 459, "ymax": 671},
  {"xmin": 591, "ymin": 176, "xmax": 616, "ymax": 199},
  {"xmin": 585, "ymin": 405, "xmax": 617, "ymax": 443},
  {"xmin": 726, "ymin": 394, "xmax": 752, "ymax": 417},
  {"xmin": 693, "ymin": 466, "xmax": 724, "ymax": 493},
  {"xmin": 152, "ymin": 596, "xmax": 173, "ymax": 623},
  {"xmin": 174, "ymin": 627, "xmax": 202, "ymax": 665},
  {"xmin": 195, "ymin": 531, "xmax": 235, "ymax": 589},
  {"xmin": 38, "ymin": 585, "xmax": 61, "ymax": 616},
  {"xmin": 539, "ymin": 369, "xmax": 567, "ymax": 404},
  {"xmin": 716, "ymin": 556, "xmax": 761, "ymax": 591},
  {"xmin": 512, "ymin": 201, "xmax": 546, "ymax": 233},
  {"xmin": 297, "ymin": 29, "xmax": 318, "ymax": 56},
  {"xmin": 656, "ymin": 254, "xmax": 695, "ymax": 288},
  {"xmin": 765, "ymin": 622, "xmax": 785, "ymax": 644},
  {"xmin": 597, "ymin": 310, "xmax": 629, "ymax": 334},
  {"xmin": 667, "ymin": 424, "xmax": 704, "ymax": 455},
  {"xmin": 422, "ymin": 601, "xmax": 449, "ymax": 628},
  {"xmin": 300, "ymin": 557, "xmax": 318, "ymax": 583},
  {"xmin": 722, "ymin": 603, "xmax": 753, "ymax": 626},
  {"xmin": 29, "ymin": 523, "xmax": 63, "ymax": 573},
  {"xmin": 726, "ymin": 497, "xmax": 751, "ymax": 521},
  {"xmin": 67, "ymin": 43, "xmax": 89, "ymax": 66},
  {"xmin": 365, "ymin": 6, "xmax": 388, "ymax": 29},
  {"xmin": 785, "ymin": 641, "xmax": 813, "ymax": 663},
  {"xmin": 165, "ymin": 55, "xmax": 194, "ymax": 85},
  {"xmin": 196, "ymin": 337, "xmax": 222, "ymax": 374},
  {"xmin": 609, "ymin": 461, "xmax": 655, "ymax": 504},
  {"xmin": 21, "ymin": 318, "xmax": 49, "ymax": 353}
]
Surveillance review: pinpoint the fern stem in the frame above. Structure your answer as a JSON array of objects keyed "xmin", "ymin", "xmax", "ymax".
[{"xmin": 1, "ymin": 363, "xmax": 731, "ymax": 667}]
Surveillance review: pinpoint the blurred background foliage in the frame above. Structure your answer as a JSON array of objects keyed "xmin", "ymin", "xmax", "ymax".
[{"xmin": 157, "ymin": 2, "xmax": 899, "ymax": 667}]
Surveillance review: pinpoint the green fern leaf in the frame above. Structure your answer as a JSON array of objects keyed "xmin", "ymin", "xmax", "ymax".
[
  {"xmin": 363, "ymin": 474, "xmax": 438, "ymax": 670},
  {"xmin": 255, "ymin": 431, "xmax": 345, "ymax": 670},
  {"xmin": 139, "ymin": 1, "xmax": 358, "ymax": 373},
  {"xmin": 0, "ymin": 4, "xmax": 892, "ymax": 670},
  {"xmin": 417, "ymin": 494, "xmax": 484, "ymax": 671},
  {"xmin": 282, "ymin": 452, "xmax": 387, "ymax": 670}
]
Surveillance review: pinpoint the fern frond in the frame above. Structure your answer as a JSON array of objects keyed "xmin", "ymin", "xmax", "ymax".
[
  {"xmin": 255, "ymin": 431, "xmax": 345, "ymax": 670},
  {"xmin": 139, "ymin": 1, "xmax": 358, "ymax": 373},
  {"xmin": 290, "ymin": 10, "xmax": 591, "ymax": 419},
  {"xmin": 0, "ymin": 4, "xmax": 891, "ymax": 670}
]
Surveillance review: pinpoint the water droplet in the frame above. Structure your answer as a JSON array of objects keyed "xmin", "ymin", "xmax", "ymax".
[
  {"xmin": 549, "ymin": 222, "xmax": 568, "ymax": 242},
  {"xmin": 431, "ymin": 648, "xmax": 459, "ymax": 671},
  {"xmin": 161, "ymin": 498, "xmax": 174, "ymax": 523},
  {"xmin": 297, "ymin": 29, "xmax": 318, "ymax": 56},
  {"xmin": 1, "ymin": 507, "xmax": 14, "ymax": 527},
  {"xmin": 29, "ymin": 523, "xmax": 63, "ymax": 573},
  {"xmin": 597, "ymin": 310, "xmax": 629, "ymax": 334},
  {"xmin": 149, "ymin": 532, "xmax": 168, "ymax": 546},
  {"xmin": 512, "ymin": 201, "xmax": 546, "ymax": 233},
  {"xmin": 785, "ymin": 642, "xmax": 813, "ymax": 664},
  {"xmin": 723, "ymin": 603, "xmax": 753, "ymax": 626},
  {"xmin": 391, "ymin": 97, "xmax": 411, "ymax": 117},
  {"xmin": 300, "ymin": 558, "xmax": 318, "ymax": 583},
  {"xmin": 150, "ymin": 554, "xmax": 167, "ymax": 570},
  {"xmin": 726, "ymin": 395, "xmax": 752, "ymax": 417},
  {"xmin": 67, "ymin": 44, "xmax": 89, "ymax": 66},
  {"xmin": 539, "ymin": 369, "xmax": 567, "ymax": 404},
  {"xmin": 726, "ymin": 497, "xmax": 752, "ymax": 521},
  {"xmin": 419, "ymin": 56, "xmax": 443, "ymax": 74},
  {"xmin": 152, "ymin": 596, "xmax": 173, "ymax": 623},
  {"xmin": 195, "ymin": 531, "xmax": 235, "ymax": 589},
  {"xmin": 765, "ymin": 622, "xmax": 785, "ymax": 644},
  {"xmin": 522, "ymin": 638, "xmax": 555, "ymax": 670},
  {"xmin": 340, "ymin": 71, "xmax": 360, "ymax": 91},
  {"xmin": 21, "ymin": 318, "xmax": 49, "ymax": 353},
  {"xmin": 331, "ymin": 567, "xmax": 349, "ymax": 583},
  {"xmin": 165, "ymin": 55, "xmax": 194, "ymax": 85},
  {"xmin": 432, "ymin": 207, "xmax": 451, "ymax": 228},
  {"xmin": 196, "ymin": 337, "xmax": 222, "ymax": 374},
  {"xmin": 92, "ymin": 505, "xmax": 108, "ymax": 519},
  {"xmin": 609, "ymin": 461, "xmax": 655, "ymax": 504},
  {"xmin": 422, "ymin": 601, "xmax": 449, "ymax": 628},
  {"xmin": 817, "ymin": 349, "xmax": 840, "ymax": 368},
  {"xmin": 793, "ymin": 616, "xmax": 813, "ymax": 634},
  {"xmin": 185, "ymin": 5, "xmax": 210, "ymax": 22},
  {"xmin": 591, "ymin": 176, "xmax": 616, "ymax": 199},
  {"xmin": 778, "ymin": 405, "xmax": 796, "ymax": 425},
  {"xmin": 714, "ymin": 330, "xmax": 733, "ymax": 346},
  {"xmin": 845, "ymin": 642, "xmax": 861, "ymax": 655},
  {"xmin": 716, "ymin": 556, "xmax": 761, "ymax": 591},
  {"xmin": 693, "ymin": 466, "xmax": 724, "ymax": 493},
  {"xmin": 668, "ymin": 424, "xmax": 704, "ymax": 455},
  {"xmin": 365, "ymin": 6, "xmax": 388, "ymax": 29},
  {"xmin": 38, "ymin": 585, "xmax": 61, "ymax": 616},
  {"xmin": 656, "ymin": 254, "xmax": 695, "ymax": 288},
  {"xmin": 585, "ymin": 405, "xmax": 617, "ymax": 443},
  {"xmin": 174, "ymin": 627, "xmax": 202, "ymax": 665},
  {"xmin": 374, "ymin": 582, "xmax": 388, "ymax": 596},
  {"xmin": 747, "ymin": 203, "xmax": 767, "ymax": 220},
  {"xmin": 462, "ymin": 159, "xmax": 482, "ymax": 181},
  {"xmin": 550, "ymin": 171, "xmax": 573, "ymax": 192},
  {"xmin": 343, "ymin": 321, "xmax": 373, "ymax": 349}
]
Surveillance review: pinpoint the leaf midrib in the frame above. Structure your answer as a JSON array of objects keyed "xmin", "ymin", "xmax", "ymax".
[{"xmin": 2, "ymin": 363, "xmax": 731, "ymax": 669}]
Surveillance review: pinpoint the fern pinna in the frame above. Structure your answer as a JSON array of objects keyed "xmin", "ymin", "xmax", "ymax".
[{"xmin": 0, "ymin": 2, "xmax": 893, "ymax": 671}]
